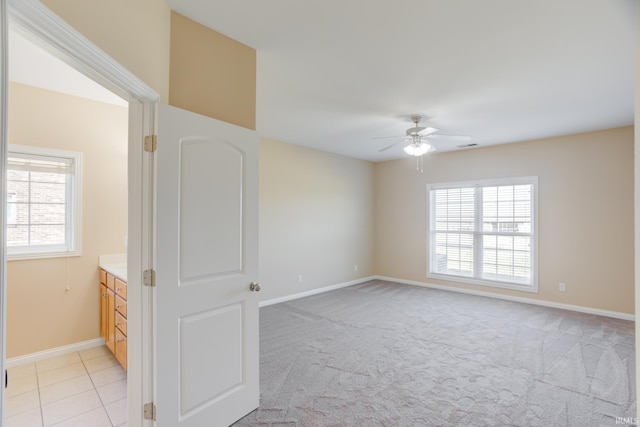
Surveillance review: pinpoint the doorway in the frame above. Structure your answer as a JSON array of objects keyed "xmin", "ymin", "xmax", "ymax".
[
  {"xmin": 3, "ymin": 29, "xmax": 129, "ymax": 426},
  {"xmin": 1, "ymin": 0, "xmax": 158, "ymax": 424}
]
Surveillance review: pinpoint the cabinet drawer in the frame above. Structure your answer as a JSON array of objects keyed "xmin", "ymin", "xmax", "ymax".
[
  {"xmin": 115, "ymin": 295, "xmax": 127, "ymax": 318},
  {"xmin": 115, "ymin": 311, "xmax": 127, "ymax": 336},
  {"xmin": 115, "ymin": 328, "xmax": 127, "ymax": 371},
  {"xmin": 115, "ymin": 278, "xmax": 127, "ymax": 300},
  {"xmin": 99, "ymin": 269, "xmax": 107, "ymax": 285},
  {"xmin": 106, "ymin": 273, "xmax": 115, "ymax": 291}
]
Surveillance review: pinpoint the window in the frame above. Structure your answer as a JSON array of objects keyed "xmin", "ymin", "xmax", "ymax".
[
  {"xmin": 6, "ymin": 145, "xmax": 82, "ymax": 260},
  {"xmin": 428, "ymin": 177, "xmax": 537, "ymax": 292}
]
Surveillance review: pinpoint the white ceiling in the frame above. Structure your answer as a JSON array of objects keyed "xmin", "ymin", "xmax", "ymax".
[
  {"xmin": 164, "ymin": 0, "xmax": 636, "ymax": 161},
  {"xmin": 8, "ymin": 2, "xmax": 635, "ymax": 161}
]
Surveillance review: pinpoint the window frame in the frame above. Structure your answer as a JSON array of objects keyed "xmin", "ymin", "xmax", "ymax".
[
  {"xmin": 427, "ymin": 176, "xmax": 538, "ymax": 293},
  {"xmin": 6, "ymin": 144, "xmax": 82, "ymax": 260}
]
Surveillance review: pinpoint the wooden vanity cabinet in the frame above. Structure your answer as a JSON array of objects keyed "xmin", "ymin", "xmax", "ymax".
[{"xmin": 99, "ymin": 268, "xmax": 127, "ymax": 370}]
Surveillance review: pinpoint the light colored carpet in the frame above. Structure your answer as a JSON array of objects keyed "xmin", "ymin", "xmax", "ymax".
[{"xmin": 233, "ymin": 280, "xmax": 636, "ymax": 426}]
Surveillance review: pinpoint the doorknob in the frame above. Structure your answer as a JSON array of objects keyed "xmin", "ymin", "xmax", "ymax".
[{"xmin": 249, "ymin": 282, "xmax": 261, "ymax": 292}]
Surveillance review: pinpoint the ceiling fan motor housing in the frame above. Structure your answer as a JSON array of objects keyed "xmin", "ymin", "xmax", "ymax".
[{"xmin": 407, "ymin": 115, "xmax": 426, "ymax": 136}]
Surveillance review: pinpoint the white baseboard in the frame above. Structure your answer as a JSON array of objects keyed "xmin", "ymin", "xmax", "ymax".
[
  {"xmin": 259, "ymin": 276, "xmax": 377, "ymax": 307},
  {"xmin": 375, "ymin": 275, "xmax": 635, "ymax": 322},
  {"xmin": 6, "ymin": 338, "xmax": 105, "ymax": 368}
]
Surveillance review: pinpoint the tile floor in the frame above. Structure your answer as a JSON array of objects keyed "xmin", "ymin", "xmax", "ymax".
[{"xmin": 4, "ymin": 345, "xmax": 127, "ymax": 427}]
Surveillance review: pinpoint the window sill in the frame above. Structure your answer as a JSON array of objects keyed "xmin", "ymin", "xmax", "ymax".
[
  {"xmin": 7, "ymin": 249, "xmax": 82, "ymax": 262},
  {"xmin": 427, "ymin": 272, "xmax": 538, "ymax": 293}
]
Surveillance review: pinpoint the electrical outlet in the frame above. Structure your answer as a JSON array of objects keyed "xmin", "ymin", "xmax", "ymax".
[
  {"xmin": 298, "ymin": 274, "xmax": 303, "ymax": 283},
  {"xmin": 559, "ymin": 283, "xmax": 566, "ymax": 292}
]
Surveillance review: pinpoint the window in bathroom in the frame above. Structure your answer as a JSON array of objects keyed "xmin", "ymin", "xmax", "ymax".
[{"xmin": 6, "ymin": 145, "xmax": 82, "ymax": 260}]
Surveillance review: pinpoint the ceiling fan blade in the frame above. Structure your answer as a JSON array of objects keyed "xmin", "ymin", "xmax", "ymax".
[
  {"xmin": 419, "ymin": 127, "xmax": 439, "ymax": 136},
  {"xmin": 427, "ymin": 134, "xmax": 472, "ymax": 141},
  {"xmin": 371, "ymin": 135, "xmax": 403, "ymax": 140},
  {"xmin": 378, "ymin": 141, "xmax": 402, "ymax": 152}
]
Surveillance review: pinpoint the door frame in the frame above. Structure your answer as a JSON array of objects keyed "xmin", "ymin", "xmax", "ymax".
[{"xmin": 0, "ymin": 0, "xmax": 158, "ymax": 424}]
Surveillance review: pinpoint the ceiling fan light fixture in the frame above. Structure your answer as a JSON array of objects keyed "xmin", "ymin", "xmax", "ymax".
[{"xmin": 403, "ymin": 141, "xmax": 432, "ymax": 156}]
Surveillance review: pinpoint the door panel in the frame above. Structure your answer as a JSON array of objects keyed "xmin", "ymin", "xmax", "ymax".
[
  {"xmin": 106, "ymin": 289, "xmax": 115, "ymax": 353},
  {"xmin": 100, "ymin": 283, "xmax": 108, "ymax": 339},
  {"xmin": 179, "ymin": 138, "xmax": 243, "ymax": 282},
  {"xmin": 179, "ymin": 303, "xmax": 243, "ymax": 416},
  {"xmin": 156, "ymin": 104, "xmax": 259, "ymax": 427}
]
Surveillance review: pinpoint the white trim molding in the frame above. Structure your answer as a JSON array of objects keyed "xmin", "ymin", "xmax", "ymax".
[
  {"xmin": 6, "ymin": 337, "xmax": 104, "ymax": 368},
  {"xmin": 259, "ymin": 275, "xmax": 634, "ymax": 321},
  {"xmin": 375, "ymin": 275, "xmax": 635, "ymax": 322},
  {"xmin": 259, "ymin": 276, "xmax": 376, "ymax": 307}
]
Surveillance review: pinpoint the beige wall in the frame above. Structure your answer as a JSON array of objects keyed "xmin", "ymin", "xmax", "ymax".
[
  {"xmin": 7, "ymin": 83, "xmax": 128, "ymax": 358},
  {"xmin": 375, "ymin": 126, "xmax": 634, "ymax": 314},
  {"xmin": 259, "ymin": 138, "xmax": 375, "ymax": 301},
  {"xmin": 41, "ymin": 0, "xmax": 171, "ymax": 103},
  {"xmin": 169, "ymin": 12, "xmax": 256, "ymax": 130}
]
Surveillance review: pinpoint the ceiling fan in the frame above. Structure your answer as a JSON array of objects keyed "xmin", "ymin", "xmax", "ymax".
[{"xmin": 374, "ymin": 115, "xmax": 471, "ymax": 156}]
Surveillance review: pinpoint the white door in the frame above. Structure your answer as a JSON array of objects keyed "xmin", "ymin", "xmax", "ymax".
[{"xmin": 155, "ymin": 104, "xmax": 260, "ymax": 426}]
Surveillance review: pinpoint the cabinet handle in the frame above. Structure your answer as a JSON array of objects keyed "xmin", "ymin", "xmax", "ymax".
[
  {"xmin": 117, "ymin": 338, "xmax": 125, "ymax": 343},
  {"xmin": 116, "ymin": 288, "xmax": 120, "ymax": 292},
  {"xmin": 116, "ymin": 305, "xmax": 121, "ymax": 309}
]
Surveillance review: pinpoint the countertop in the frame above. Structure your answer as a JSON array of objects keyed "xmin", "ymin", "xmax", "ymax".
[{"xmin": 99, "ymin": 253, "xmax": 127, "ymax": 282}]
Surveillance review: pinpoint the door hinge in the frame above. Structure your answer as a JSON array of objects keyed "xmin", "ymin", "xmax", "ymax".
[
  {"xmin": 143, "ymin": 402, "xmax": 156, "ymax": 421},
  {"xmin": 144, "ymin": 134, "xmax": 157, "ymax": 152},
  {"xmin": 143, "ymin": 269, "xmax": 156, "ymax": 287}
]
